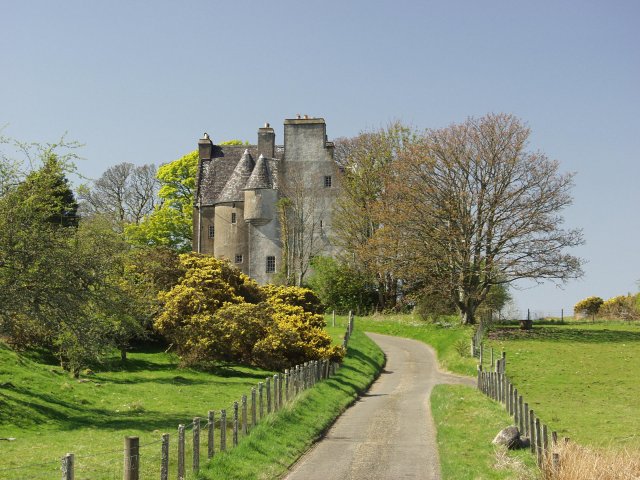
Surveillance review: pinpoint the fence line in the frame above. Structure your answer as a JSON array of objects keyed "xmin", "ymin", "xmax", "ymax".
[
  {"xmin": 474, "ymin": 322, "xmax": 571, "ymax": 472},
  {"xmin": 1, "ymin": 312, "xmax": 355, "ymax": 480}
]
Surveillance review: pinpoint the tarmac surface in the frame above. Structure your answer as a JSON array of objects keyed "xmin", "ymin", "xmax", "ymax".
[{"xmin": 283, "ymin": 332, "xmax": 475, "ymax": 480}]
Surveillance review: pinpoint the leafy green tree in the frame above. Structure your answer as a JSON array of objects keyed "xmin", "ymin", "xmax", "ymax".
[
  {"xmin": 307, "ymin": 256, "xmax": 377, "ymax": 314},
  {"xmin": 126, "ymin": 151, "xmax": 197, "ymax": 251}
]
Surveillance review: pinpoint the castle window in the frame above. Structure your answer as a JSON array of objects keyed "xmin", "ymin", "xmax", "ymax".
[
  {"xmin": 231, "ymin": 212, "xmax": 237, "ymax": 224},
  {"xmin": 235, "ymin": 254, "xmax": 243, "ymax": 264},
  {"xmin": 208, "ymin": 225, "xmax": 215, "ymax": 238},
  {"xmin": 266, "ymin": 256, "xmax": 276, "ymax": 273},
  {"xmin": 324, "ymin": 175, "xmax": 332, "ymax": 188}
]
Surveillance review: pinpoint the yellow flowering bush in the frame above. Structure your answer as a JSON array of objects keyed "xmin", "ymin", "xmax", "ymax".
[
  {"xmin": 155, "ymin": 254, "xmax": 343, "ymax": 368},
  {"xmin": 599, "ymin": 295, "xmax": 639, "ymax": 321},
  {"xmin": 261, "ymin": 284, "xmax": 325, "ymax": 315}
]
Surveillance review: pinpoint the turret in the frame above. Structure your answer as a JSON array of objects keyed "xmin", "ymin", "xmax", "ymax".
[{"xmin": 244, "ymin": 154, "xmax": 276, "ymax": 226}]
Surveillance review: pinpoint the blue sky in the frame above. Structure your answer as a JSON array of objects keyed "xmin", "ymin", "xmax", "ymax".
[{"xmin": 2, "ymin": 0, "xmax": 638, "ymax": 317}]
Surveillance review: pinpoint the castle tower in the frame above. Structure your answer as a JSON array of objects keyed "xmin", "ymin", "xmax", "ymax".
[
  {"xmin": 244, "ymin": 153, "xmax": 280, "ymax": 283},
  {"xmin": 213, "ymin": 149, "xmax": 254, "ymax": 270}
]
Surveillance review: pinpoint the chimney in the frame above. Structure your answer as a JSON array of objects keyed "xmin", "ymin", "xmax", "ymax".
[
  {"xmin": 198, "ymin": 133, "xmax": 213, "ymax": 161},
  {"xmin": 257, "ymin": 123, "xmax": 275, "ymax": 158}
]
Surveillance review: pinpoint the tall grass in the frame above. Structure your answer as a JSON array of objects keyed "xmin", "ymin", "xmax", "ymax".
[{"xmin": 541, "ymin": 442, "xmax": 640, "ymax": 480}]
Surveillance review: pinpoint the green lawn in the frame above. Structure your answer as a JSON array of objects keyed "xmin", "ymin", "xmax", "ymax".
[{"xmin": 483, "ymin": 321, "xmax": 640, "ymax": 448}]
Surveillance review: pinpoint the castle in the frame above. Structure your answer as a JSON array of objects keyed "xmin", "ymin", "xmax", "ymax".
[{"xmin": 193, "ymin": 116, "xmax": 339, "ymax": 284}]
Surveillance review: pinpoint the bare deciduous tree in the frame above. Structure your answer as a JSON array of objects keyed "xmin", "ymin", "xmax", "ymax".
[
  {"xmin": 332, "ymin": 122, "xmax": 416, "ymax": 310},
  {"xmin": 278, "ymin": 170, "xmax": 326, "ymax": 286},
  {"xmin": 79, "ymin": 162, "xmax": 158, "ymax": 229},
  {"xmin": 382, "ymin": 113, "xmax": 583, "ymax": 324}
]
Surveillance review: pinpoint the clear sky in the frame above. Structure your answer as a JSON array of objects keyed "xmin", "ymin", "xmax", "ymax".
[{"xmin": 2, "ymin": 0, "xmax": 638, "ymax": 317}]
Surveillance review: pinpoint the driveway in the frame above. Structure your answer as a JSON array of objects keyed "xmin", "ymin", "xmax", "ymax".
[{"xmin": 283, "ymin": 332, "xmax": 475, "ymax": 480}]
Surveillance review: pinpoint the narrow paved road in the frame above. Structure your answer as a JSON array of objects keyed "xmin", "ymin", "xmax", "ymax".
[{"xmin": 283, "ymin": 332, "xmax": 475, "ymax": 480}]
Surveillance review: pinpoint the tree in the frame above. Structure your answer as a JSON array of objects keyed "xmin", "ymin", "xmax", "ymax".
[
  {"xmin": 125, "ymin": 151, "xmax": 197, "ymax": 251},
  {"xmin": 307, "ymin": 256, "xmax": 377, "ymax": 314},
  {"xmin": 574, "ymin": 296, "xmax": 604, "ymax": 321},
  {"xmin": 381, "ymin": 113, "xmax": 583, "ymax": 324},
  {"xmin": 78, "ymin": 162, "xmax": 158, "ymax": 229},
  {"xmin": 332, "ymin": 122, "xmax": 417, "ymax": 310}
]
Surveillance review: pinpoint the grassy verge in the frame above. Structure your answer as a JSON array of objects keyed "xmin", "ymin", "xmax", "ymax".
[
  {"xmin": 199, "ymin": 329, "xmax": 385, "ymax": 480},
  {"xmin": 356, "ymin": 314, "xmax": 478, "ymax": 375},
  {"xmin": 432, "ymin": 384, "xmax": 537, "ymax": 479},
  {"xmin": 483, "ymin": 321, "xmax": 640, "ymax": 448}
]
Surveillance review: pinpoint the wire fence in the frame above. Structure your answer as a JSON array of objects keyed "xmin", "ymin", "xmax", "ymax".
[
  {"xmin": 473, "ymin": 320, "xmax": 569, "ymax": 474},
  {"xmin": 0, "ymin": 313, "xmax": 355, "ymax": 480}
]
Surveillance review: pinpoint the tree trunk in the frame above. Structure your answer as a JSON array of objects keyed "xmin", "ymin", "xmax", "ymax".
[{"xmin": 121, "ymin": 348, "xmax": 127, "ymax": 362}]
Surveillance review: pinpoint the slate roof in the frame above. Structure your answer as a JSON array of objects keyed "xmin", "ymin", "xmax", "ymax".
[
  {"xmin": 217, "ymin": 149, "xmax": 255, "ymax": 203},
  {"xmin": 197, "ymin": 145, "xmax": 281, "ymax": 206},
  {"xmin": 244, "ymin": 154, "xmax": 273, "ymax": 190}
]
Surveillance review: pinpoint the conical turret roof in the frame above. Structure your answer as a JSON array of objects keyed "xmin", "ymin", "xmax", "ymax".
[
  {"xmin": 216, "ymin": 149, "xmax": 255, "ymax": 203},
  {"xmin": 243, "ymin": 154, "xmax": 273, "ymax": 190}
]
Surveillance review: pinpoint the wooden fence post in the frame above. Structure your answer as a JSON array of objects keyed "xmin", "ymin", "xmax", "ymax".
[
  {"xmin": 61, "ymin": 453, "xmax": 74, "ymax": 480},
  {"xmin": 242, "ymin": 395, "xmax": 247, "ymax": 435},
  {"xmin": 284, "ymin": 369, "xmax": 290, "ymax": 402},
  {"xmin": 278, "ymin": 372, "xmax": 283, "ymax": 406},
  {"xmin": 519, "ymin": 396, "xmax": 524, "ymax": 433},
  {"xmin": 207, "ymin": 411, "xmax": 215, "ymax": 459},
  {"xmin": 552, "ymin": 431, "xmax": 558, "ymax": 447},
  {"xmin": 124, "ymin": 436, "xmax": 139, "ymax": 480},
  {"xmin": 266, "ymin": 377, "xmax": 272, "ymax": 413},
  {"xmin": 233, "ymin": 401, "xmax": 239, "ymax": 447},
  {"xmin": 542, "ymin": 424, "xmax": 549, "ymax": 457},
  {"xmin": 259, "ymin": 382, "xmax": 264, "ymax": 419},
  {"xmin": 177, "ymin": 425, "xmax": 185, "ymax": 479},
  {"xmin": 193, "ymin": 417, "xmax": 200, "ymax": 473},
  {"xmin": 523, "ymin": 402, "xmax": 529, "ymax": 436},
  {"xmin": 160, "ymin": 433, "xmax": 169, "ymax": 480},
  {"xmin": 220, "ymin": 410, "xmax": 227, "ymax": 452},
  {"xmin": 251, "ymin": 388, "xmax": 257, "ymax": 427},
  {"xmin": 535, "ymin": 417, "xmax": 542, "ymax": 466},
  {"xmin": 273, "ymin": 374, "xmax": 279, "ymax": 411},
  {"xmin": 332, "ymin": 310, "xmax": 336, "ymax": 327},
  {"xmin": 529, "ymin": 410, "xmax": 536, "ymax": 454}
]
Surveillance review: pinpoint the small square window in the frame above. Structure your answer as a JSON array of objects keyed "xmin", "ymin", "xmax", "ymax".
[
  {"xmin": 324, "ymin": 175, "xmax": 332, "ymax": 188},
  {"xmin": 266, "ymin": 256, "xmax": 276, "ymax": 273},
  {"xmin": 235, "ymin": 254, "xmax": 243, "ymax": 264},
  {"xmin": 208, "ymin": 225, "xmax": 215, "ymax": 238},
  {"xmin": 231, "ymin": 212, "xmax": 237, "ymax": 224}
]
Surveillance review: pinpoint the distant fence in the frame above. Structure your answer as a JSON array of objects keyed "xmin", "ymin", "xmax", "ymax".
[
  {"xmin": 474, "ymin": 322, "xmax": 566, "ymax": 472},
  {"xmin": 1, "ymin": 313, "xmax": 355, "ymax": 480}
]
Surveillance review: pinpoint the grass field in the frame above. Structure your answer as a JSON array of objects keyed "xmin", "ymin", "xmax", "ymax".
[
  {"xmin": 0, "ymin": 342, "xmax": 277, "ymax": 479},
  {"xmin": 482, "ymin": 321, "xmax": 640, "ymax": 448}
]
